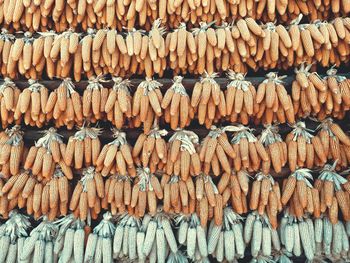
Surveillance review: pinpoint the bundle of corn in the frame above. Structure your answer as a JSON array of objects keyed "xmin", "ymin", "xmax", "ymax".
[
  {"xmin": 279, "ymin": 213, "xmax": 315, "ymax": 261},
  {"xmin": 95, "ymin": 129, "xmax": 135, "ymax": 177},
  {"xmin": 315, "ymin": 118, "xmax": 350, "ymax": 168},
  {"xmin": 45, "ymin": 78, "xmax": 83, "ymax": 129},
  {"xmin": 14, "ymin": 79, "xmax": 49, "ymax": 127},
  {"xmin": 105, "ymin": 76, "xmax": 133, "ymax": 129},
  {"xmin": 24, "ymin": 128, "xmax": 72, "ymax": 179},
  {"xmin": 161, "ymin": 76, "xmax": 193, "ymax": 129},
  {"xmin": 128, "ymin": 167, "xmax": 163, "ymax": 217},
  {"xmin": 207, "ymin": 207, "xmax": 245, "ymax": 262},
  {"xmin": 314, "ymin": 162, "xmax": 350, "ymax": 223},
  {"xmin": 225, "ymin": 71, "xmax": 257, "ymax": 125},
  {"xmin": 0, "ymin": 30, "xmax": 15, "ymax": 76},
  {"xmin": 69, "ymin": 167, "xmax": 104, "ymax": 221},
  {"xmin": 200, "ymin": 126, "xmax": 236, "ymax": 176},
  {"xmin": 230, "ymin": 125, "xmax": 269, "ymax": 172},
  {"xmin": 191, "ymin": 72, "xmax": 226, "ymax": 128},
  {"xmin": 259, "ymin": 125, "xmax": 287, "ymax": 173},
  {"xmin": 175, "ymin": 213, "xmax": 208, "ymax": 260},
  {"xmin": 64, "ymin": 124, "xmax": 102, "ymax": 169},
  {"xmin": 280, "ymin": 168, "xmax": 317, "ymax": 217},
  {"xmin": 132, "ymin": 125, "xmax": 167, "ymax": 173},
  {"xmin": 255, "ymin": 72, "xmax": 295, "ymax": 125},
  {"xmin": 244, "ymin": 212, "xmax": 280, "ymax": 258},
  {"xmin": 19, "ymin": 216, "xmax": 58, "ymax": 262},
  {"xmin": 0, "ymin": 211, "xmax": 30, "ymax": 262},
  {"xmin": 132, "ymin": 78, "xmax": 163, "ymax": 133},
  {"xmin": 0, "ymin": 125, "xmax": 24, "ymax": 177},
  {"xmin": 162, "ymin": 174, "xmax": 195, "ymax": 215},
  {"xmin": 0, "ymin": 78, "xmax": 20, "ymax": 127},
  {"xmin": 84, "ymin": 212, "xmax": 115, "ymax": 263},
  {"xmin": 217, "ymin": 170, "xmax": 249, "ymax": 214},
  {"xmin": 166, "ymin": 129, "xmax": 201, "ymax": 180},
  {"xmin": 286, "ymin": 121, "xmax": 327, "ymax": 171},
  {"xmin": 249, "ymin": 172, "xmax": 282, "ymax": 227},
  {"xmin": 312, "ymin": 216, "xmax": 350, "ymax": 260},
  {"xmin": 53, "ymin": 214, "xmax": 88, "ymax": 262}
]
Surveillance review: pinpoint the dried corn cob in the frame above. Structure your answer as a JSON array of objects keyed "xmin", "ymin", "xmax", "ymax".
[{"xmin": 0, "ymin": 78, "xmax": 20, "ymax": 127}]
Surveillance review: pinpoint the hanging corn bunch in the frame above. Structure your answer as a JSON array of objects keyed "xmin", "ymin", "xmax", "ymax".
[
  {"xmin": 95, "ymin": 129, "xmax": 135, "ymax": 177},
  {"xmin": 207, "ymin": 207, "xmax": 245, "ymax": 262},
  {"xmin": 315, "ymin": 118, "xmax": 350, "ymax": 168},
  {"xmin": 64, "ymin": 124, "xmax": 102, "ymax": 169},
  {"xmin": 132, "ymin": 78, "xmax": 163, "ymax": 133},
  {"xmin": 0, "ymin": 125, "xmax": 24, "ymax": 177},
  {"xmin": 45, "ymin": 78, "xmax": 83, "ymax": 129},
  {"xmin": 230, "ymin": 125, "xmax": 269, "ymax": 173},
  {"xmin": 105, "ymin": 76, "xmax": 133, "ymax": 129},
  {"xmin": 259, "ymin": 125, "xmax": 287, "ymax": 173},
  {"xmin": 129, "ymin": 167, "xmax": 163, "ymax": 217},
  {"xmin": 255, "ymin": 72, "xmax": 295, "ymax": 125},
  {"xmin": 14, "ymin": 79, "xmax": 49, "ymax": 127},
  {"xmin": 191, "ymin": 72, "xmax": 226, "ymax": 128},
  {"xmin": 19, "ymin": 216, "xmax": 58, "ymax": 262},
  {"xmin": 279, "ymin": 213, "xmax": 315, "ymax": 261},
  {"xmin": 175, "ymin": 213, "xmax": 208, "ymax": 260},
  {"xmin": 166, "ymin": 129, "xmax": 201, "ymax": 180},
  {"xmin": 200, "ymin": 126, "xmax": 236, "ymax": 176},
  {"xmin": 84, "ymin": 212, "xmax": 115, "ymax": 263},
  {"xmin": 314, "ymin": 162, "xmax": 350, "ymax": 223},
  {"xmin": 0, "ymin": 78, "xmax": 20, "ymax": 127},
  {"xmin": 280, "ymin": 168, "xmax": 317, "ymax": 217},
  {"xmin": 286, "ymin": 121, "xmax": 327, "ymax": 171},
  {"xmin": 104, "ymin": 173, "xmax": 133, "ymax": 215},
  {"xmin": 24, "ymin": 128, "xmax": 72, "ymax": 179},
  {"xmin": 162, "ymin": 174, "xmax": 195, "ymax": 215},
  {"xmin": 0, "ymin": 30, "xmax": 15, "ymax": 78},
  {"xmin": 225, "ymin": 71, "xmax": 257, "ymax": 125},
  {"xmin": 161, "ymin": 76, "xmax": 193, "ymax": 129},
  {"xmin": 53, "ymin": 214, "xmax": 88, "ymax": 263},
  {"xmin": 69, "ymin": 167, "xmax": 104, "ymax": 221},
  {"xmin": 132, "ymin": 125, "xmax": 167, "ymax": 173},
  {"xmin": 249, "ymin": 172, "xmax": 282, "ymax": 227},
  {"xmin": 244, "ymin": 212, "xmax": 280, "ymax": 258}
]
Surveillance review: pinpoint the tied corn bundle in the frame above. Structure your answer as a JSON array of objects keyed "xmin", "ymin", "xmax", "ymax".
[
  {"xmin": 84, "ymin": 212, "xmax": 115, "ymax": 263},
  {"xmin": 230, "ymin": 125, "xmax": 269, "ymax": 173},
  {"xmin": 132, "ymin": 78, "xmax": 163, "ymax": 133},
  {"xmin": 191, "ymin": 72, "xmax": 226, "ymax": 128},
  {"xmin": 162, "ymin": 174, "xmax": 196, "ymax": 215},
  {"xmin": 162, "ymin": 76, "xmax": 194, "ymax": 129},
  {"xmin": 45, "ymin": 78, "xmax": 83, "ymax": 129},
  {"xmin": 0, "ymin": 211, "xmax": 30, "ymax": 262},
  {"xmin": 0, "ymin": 78, "xmax": 20, "ymax": 128},
  {"xmin": 24, "ymin": 128, "xmax": 73, "ymax": 179},
  {"xmin": 64, "ymin": 124, "xmax": 102, "ymax": 169},
  {"xmin": 259, "ymin": 124, "xmax": 287, "ymax": 174},
  {"xmin": 286, "ymin": 121, "xmax": 327, "ymax": 171},
  {"xmin": 315, "ymin": 118, "xmax": 350, "ymax": 169},
  {"xmin": 314, "ymin": 162, "xmax": 350, "ymax": 223},
  {"xmin": 200, "ymin": 126, "xmax": 236, "ymax": 176},
  {"xmin": 20, "ymin": 216, "xmax": 58, "ymax": 263},
  {"xmin": 207, "ymin": 207, "xmax": 245, "ymax": 262},
  {"xmin": 249, "ymin": 172, "xmax": 282, "ymax": 227},
  {"xmin": 0, "ymin": 125, "xmax": 24, "ymax": 177},
  {"xmin": 104, "ymin": 77, "xmax": 133, "ymax": 129},
  {"xmin": 165, "ymin": 129, "xmax": 201, "ymax": 180},
  {"xmin": 14, "ymin": 79, "xmax": 49, "ymax": 127},
  {"xmin": 95, "ymin": 129, "xmax": 135, "ymax": 177},
  {"xmin": 255, "ymin": 72, "xmax": 295, "ymax": 125},
  {"xmin": 132, "ymin": 125, "xmax": 168, "ymax": 173},
  {"xmin": 281, "ymin": 168, "xmax": 317, "ymax": 218},
  {"xmin": 53, "ymin": 213, "xmax": 88, "ymax": 263},
  {"xmin": 69, "ymin": 167, "xmax": 105, "ymax": 221},
  {"xmin": 225, "ymin": 71, "xmax": 257, "ymax": 125}
]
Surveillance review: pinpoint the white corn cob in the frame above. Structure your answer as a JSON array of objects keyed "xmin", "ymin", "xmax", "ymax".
[
  {"xmin": 262, "ymin": 227, "xmax": 271, "ymax": 256},
  {"xmin": 149, "ymin": 241, "xmax": 157, "ymax": 263},
  {"xmin": 323, "ymin": 217, "xmax": 333, "ymax": 255},
  {"xmin": 299, "ymin": 221, "xmax": 314, "ymax": 261},
  {"xmin": 215, "ymin": 232, "xmax": 224, "ymax": 262},
  {"xmin": 315, "ymin": 218, "xmax": 323, "ymax": 243},
  {"xmin": 306, "ymin": 218, "xmax": 316, "ymax": 253},
  {"xmin": 143, "ymin": 220, "xmax": 157, "ymax": 256},
  {"xmin": 178, "ymin": 221, "xmax": 188, "ymax": 245},
  {"xmin": 102, "ymin": 238, "xmax": 112, "ymax": 263},
  {"xmin": 113, "ymin": 225, "xmax": 124, "ymax": 256},
  {"xmin": 224, "ymin": 230, "xmax": 235, "ymax": 261},
  {"xmin": 251, "ymin": 219, "xmax": 262, "ymax": 258},
  {"xmin": 332, "ymin": 222, "xmax": 343, "ymax": 255},
  {"xmin": 136, "ymin": 231, "xmax": 145, "ymax": 262},
  {"xmin": 33, "ymin": 239, "xmax": 45, "ymax": 263},
  {"xmin": 208, "ymin": 225, "xmax": 222, "ymax": 254},
  {"xmin": 84, "ymin": 233, "xmax": 98, "ymax": 262},
  {"xmin": 17, "ymin": 237, "xmax": 25, "ymax": 262},
  {"xmin": 271, "ymin": 229, "xmax": 281, "ymax": 251},
  {"xmin": 128, "ymin": 226, "xmax": 137, "ymax": 260},
  {"xmin": 5, "ymin": 243, "xmax": 17, "ymax": 263},
  {"xmin": 244, "ymin": 213, "xmax": 256, "ymax": 244},
  {"xmin": 279, "ymin": 216, "xmax": 288, "ymax": 245},
  {"xmin": 60, "ymin": 229, "xmax": 75, "ymax": 262},
  {"xmin": 156, "ymin": 228, "xmax": 166, "ymax": 263},
  {"xmin": 341, "ymin": 222, "xmax": 349, "ymax": 257},
  {"xmin": 196, "ymin": 225, "xmax": 208, "ymax": 257},
  {"xmin": 0, "ymin": 235, "xmax": 10, "ymax": 262},
  {"xmin": 94, "ymin": 238, "xmax": 102, "ymax": 263},
  {"xmin": 233, "ymin": 223, "xmax": 245, "ymax": 257},
  {"xmin": 73, "ymin": 229, "xmax": 85, "ymax": 263},
  {"xmin": 293, "ymin": 223, "xmax": 301, "ymax": 257},
  {"xmin": 346, "ymin": 221, "xmax": 350, "ymax": 236},
  {"xmin": 21, "ymin": 232, "xmax": 39, "ymax": 260},
  {"xmin": 284, "ymin": 224, "xmax": 294, "ymax": 253},
  {"xmin": 44, "ymin": 241, "xmax": 53, "ymax": 263},
  {"xmin": 186, "ymin": 227, "xmax": 196, "ymax": 258},
  {"xmin": 161, "ymin": 218, "xmax": 178, "ymax": 254},
  {"xmin": 122, "ymin": 224, "xmax": 129, "ymax": 256}
]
